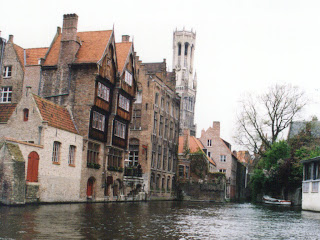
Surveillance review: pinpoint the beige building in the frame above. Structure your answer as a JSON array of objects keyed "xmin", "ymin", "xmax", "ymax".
[
  {"xmin": 0, "ymin": 89, "xmax": 83, "ymax": 204},
  {"xmin": 129, "ymin": 59, "xmax": 180, "ymax": 199},
  {"xmin": 199, "ymin": 121, "xmax": 239, "ymax": 200}
]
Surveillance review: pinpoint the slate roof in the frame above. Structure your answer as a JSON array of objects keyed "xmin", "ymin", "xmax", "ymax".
[
  {"xmin": 25, "ymin": 48, "xmax": 48, "ymax": 65},
  {"xmin": 115, "ymin": 42, "xmax": 132, "ymax": 74},
  {"xmin": 0, "ymin": 103, "xmax": 17, "ymax": 123},
  {"xmin": 143, "ymin": 62, "xmax": 166, "ymax": 73},
  {"xmin": 33, "ymin": 95, "xmax": 78, "ymax": 134},
  {"xmin": 288, "ymin": 121, "xmax": 320, "ymax": 139},
  {"xmin": 43, "ymin": 30, "xmax": 113, "ymax": 66}
]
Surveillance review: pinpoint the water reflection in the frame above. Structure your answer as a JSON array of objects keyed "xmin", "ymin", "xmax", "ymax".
[{"xmin": 1, "ymin": 202, "xmax": 320, "ymax": 239}]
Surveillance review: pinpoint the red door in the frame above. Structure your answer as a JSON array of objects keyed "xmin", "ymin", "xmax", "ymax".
[
  {"xmin": 26, "ymin": 152, "xmax": 39, "ymax": 182},
  {"xmin": 87, "ymin": 178, "xmax": 95, "ymax": 197}
]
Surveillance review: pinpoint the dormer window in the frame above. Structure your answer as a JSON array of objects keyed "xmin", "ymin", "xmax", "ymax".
[
  {"xmin": 3, "ymin": 66, "xmax": 12, "ymax": 78},
  {"xmin": 23, "ymin": 109, "xmax": 29, "ymax": 121},
  {"xmin": 125, "ymin": 71, "xmax": 133, "ymax": 86}
]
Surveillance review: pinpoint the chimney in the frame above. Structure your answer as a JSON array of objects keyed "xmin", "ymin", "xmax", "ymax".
[
  {"xmin": 9, "ymin": 35, "xmax": 14, "ymax": 43},
  {"xmin": 212, "ymin": 121, "xmax": 220, "ymax": 138},
  {"xmin": 62, "ymin": 14, "xmax": 78, "ymax": 42},
  {"xmin": 122, "ymin": 35, "xmax": 130, "ymax": 42}
]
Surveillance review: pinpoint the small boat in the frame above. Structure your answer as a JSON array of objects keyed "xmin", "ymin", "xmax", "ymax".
[{"xmin": 262, "ymin": 195, "xmax": 292, "ymax": 205}]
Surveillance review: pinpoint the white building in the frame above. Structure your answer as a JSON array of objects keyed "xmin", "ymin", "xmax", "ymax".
[
  {"xmin": 301, "ymin": 157, "xmax": 320, "ymax": 211},
  {"xmin": 173, "ymin": 29, "xmax": 197, "ymax": 136},
  {"xmin": 0, "ymin": 88, "xmax": 83, "ymax": 203}
]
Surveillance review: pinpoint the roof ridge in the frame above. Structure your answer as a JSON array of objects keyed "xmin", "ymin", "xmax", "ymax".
[{"xmin": 78, "ymin": 30, "xmax": 113, "ymax": 33}]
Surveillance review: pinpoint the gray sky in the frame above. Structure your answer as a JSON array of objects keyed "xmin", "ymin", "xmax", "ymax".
[{"xmin": 1, "ymin": 0, "xmax": 320, "ymax": 150}]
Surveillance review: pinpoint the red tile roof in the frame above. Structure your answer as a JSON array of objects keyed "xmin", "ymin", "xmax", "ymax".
[
  {"xmin": 43, "ymin": 30, "xmax": 113, "ymax": 66},
  {"xmin": 13, "ymin": 43, "xmax": 25, "ymax": 71},
  {"xmin": 0, "ymin": 103, "xmax": 17, "ymax": 123},
  {"xmin": 178, "ymin": 135, "xmax": 216, "ymax": 166},
  {"xmin": 25, "ymin": 48, "xmax": 48, "ymax": 65},
  {"xmin": 115, "ymin": 42, "xmax": 132, "ymax": 73},
  {"xmin": 33, "ymin": 95, "xmax": 78, "ymax": 134}
]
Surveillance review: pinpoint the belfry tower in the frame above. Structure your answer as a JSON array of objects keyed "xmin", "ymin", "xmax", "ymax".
[{"xmin": 173, "ymin": 29, "xmax": 197, "ymax": 136}]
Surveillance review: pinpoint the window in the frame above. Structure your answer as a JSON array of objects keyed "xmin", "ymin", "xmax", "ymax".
[
  {"xmin": 108, "ymin": 148, "xmax": 122, "ymax": 168},
  {"xmin": 97, "ymin": 82, "xmax": 110, "ymax": 102},
  {"xmin": 184, "ymin": 42, "xmax": 189, "ymax": 56},
  {"xmin": 162, "ymin": 147, "xmax": 167, "ymax": 170},
  {"xmin": 207, "ymin": 139, "xmax": 212, "ymax": 147},
  {"xmin": 0, "ymin": 87, "xmax": 12, "ymax": 103},
  {"xmin": 114, "ymin": 120, "xmax": 126, "ymax": 139},
  {"xmin": 3, "ymin": 66, "xmax": 12, "ymax": 78},
  {"xmin": 157, "ymin": 146, "xmax": 162, "ymax": 169},
  {"xmin": 124, "ymin": 71, "xmax": 133, "ymax": 86},
  {"xmin": 160, "ymin": 98, "xmax": 164, "ymax": 109},
  {"xmin": 119, "ymin": 94, "xmax": 130, "ymax": 111},
  {"xmin": 178, "ymin": 43, "xmax": 181, "ymax": 56},
  {"xmin": 131, "ymin": 109, "xmax": 141, "ymax": 130},
  {"xmin": 52, "ymin": 141, "xmax": 61, "ymax": 164},
  {"xmin": 68, "ymin": 145, "xmax": 76, "ymax": 166},
  {"xmin": 166, "ymin": 101, "xmax": 169, "ymax": 113},
  {"xmin": 155, "ymin": 93, "xmax": 159, "ymax": 106},
  {"xmin": 305, "ymin": 163, "xmax": 312, "ymax": 180},
  {"xmin": 135, "ymin": 91, "xmax": 142, "ymax": 103},
  {"xmin": 129, "ymin": 144, "xmax": 139, "ymax": 166},
  {"xmin": 23, "ymin": 109, "xmax": 29, "ymax": 121},
  {"xmin": 153, "ymin": 113, "xmax": 157, "ymax": 135},
  {"xmin": 164, "ymin": 119, "xmax": 168, "ymax": 139},
  {"xmin": 171, "ymin": 103, "xmax": 174, "ymax": 116},
  {"xmin": 185, "ymin": 166, "xmax": 190, "ymax": 178},
  {"xmin": 159, "ymin": 116, "xmax": 163, "ymax": 136},
  {"xmin": 220, "ymin": 155, "xmax": 226, "ymax": 162},
  {"xmin": 219, "ymin": 169, "xmax": 226, "ymax": 173},
  {"xmin": 92, "ymin": 111, "xmax": 105, "ymax": 131},
  {"xmin": 168, "ymin": 150, "xmax": 172, "ymax": 171},
  {"xmin": 208, "ymin": 152, "xmax": 211, "ymax": 158},
  {"xmin": 87, "ymin": 142, "xmax": 100, "ymax": 164},
  {"xmin": 151, "ymin": 151, "xmax": 156, "ymax": 168},
  {"xmin": 179, "ymin": 165, "xmax": 184, "ymax": 177}
]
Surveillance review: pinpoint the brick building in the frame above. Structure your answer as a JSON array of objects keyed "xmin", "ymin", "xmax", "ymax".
[
  {"xmin": 38, "ymin": 14, "xmax": 137, "ymax": 201},
  {"xmin": 199, "ymin": 121, "xmax": 243, "ymax": 200},
  {"xmin": 0, "ymin": 35, "xmax": 47, "ymax": 103},
  {"xmin": 129, "ymin": 59, "xmax": 180, "ymax": 199}
]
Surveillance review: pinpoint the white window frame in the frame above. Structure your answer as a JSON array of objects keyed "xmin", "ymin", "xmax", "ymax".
[
  {"xmin": 52, "ymin": 141, "xmax": 61, "ymax": 164},
  {"xmin": 119, "ymin": 94, "xmax": 130, "ymax": 111},
  {"xmin": 219, "ymin": 169, "xmax": 226, "ymax": 173},
  {"xmin": 68, "ymin": 145, "xmax": 76, "ymax": 166},
  {"xmin": 3, "ymin": 66, "xmax": 12, "ymax": 78},
  {"xmin": 92, "ymin": 111, "xmax": 105, "ymax": 131},
  {"xmin": 124, "ymin": 70, "xmax": 133, "ymax": 86},
  {"xmin": 97, "ymin": 82, "xmax": 110, "ymax": 102},
  {"xmin": 207, "ymin": 139, "xmax": 212, "ymax": 147},
  {"xmin": 114, "ymin": 120, "xmax": 126, "ymax": 139},
  {"xmin": 0, "ymin": 87, "xmax": 12, "ymax": 103},
  {"xmin": 220, "ymin": 155, "xmax": 226, "ymax": 162}
]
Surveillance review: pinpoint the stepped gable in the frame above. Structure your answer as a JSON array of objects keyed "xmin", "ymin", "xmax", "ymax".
[
  {"xmin": 115, "ymin": 42, "xmax": 132, "ymax": 73},
  {"xmin": 25, "ymin": 48, "xmax": 48, "ymax": 65},
  {"xmin": 43, "ymin": 30, "xmax": 112, "ymax": 66},
  {"xmin": 0, "ymin": 103, "xmax": 17, "ymax": 123},
  {"xmin": 33, "ymin": 95, "xmax": 78, "ymax": 134}
]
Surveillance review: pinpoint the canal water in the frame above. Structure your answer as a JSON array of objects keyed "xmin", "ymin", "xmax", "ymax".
[{"xmin": 1, "ymin": 201, "xmax": 320, "ymax": 239}]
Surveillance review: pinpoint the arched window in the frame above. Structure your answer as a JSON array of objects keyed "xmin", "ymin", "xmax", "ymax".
[
  {"xmin": 184, "ymin": 42, "xmax": 189, "ymax": 56},
  {"xmin": 23, "ymin": 108, "xmax": 29, "ymax": 121},
  {"xmin": 178, "ymin": 43, "xmax": 181, "ymax": 56}
]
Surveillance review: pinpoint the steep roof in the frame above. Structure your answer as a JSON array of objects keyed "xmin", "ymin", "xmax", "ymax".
[
  {"xmin": 178, "ymin": 135, "xmax": 216, "ymax": 166},
  {"xmin": 13, "ymin": 43, "xmax": 25, "ymax": 71},
  {"xmin": 43, "ymin": 30, "xmax": 113, "ymax": 66},
  {"xmin": 0, "ymin": 103, "xmax": 17, "ymax": 123},
  {"xmin": 115, "ymin": 42, "xmax": 132, "ymax": 74},
  {"xmin": 25, "ymin": 48, "xmax": 48, "ymax": 65},
  {"xmin": 142, "ymin": 62, "xmax": 166, "ymax": 73},
  {"xmin": 33, "ymin": 95, "xmax": 78, "ymax": 134}
]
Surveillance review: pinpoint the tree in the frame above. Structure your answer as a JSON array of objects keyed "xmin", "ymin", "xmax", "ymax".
[{"xmin": 235, "ymin": 84, "xmax": 307, "ymax": 155}]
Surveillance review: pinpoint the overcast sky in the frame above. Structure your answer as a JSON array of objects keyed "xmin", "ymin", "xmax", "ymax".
[{"xmin": 1, "ymin": 0, "xmax": 320, "ymax": 150}]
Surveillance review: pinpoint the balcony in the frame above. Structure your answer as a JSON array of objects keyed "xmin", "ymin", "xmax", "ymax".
[{"xmin": 124, "ymin": 166, "xmax": 142, "ymax": 177}]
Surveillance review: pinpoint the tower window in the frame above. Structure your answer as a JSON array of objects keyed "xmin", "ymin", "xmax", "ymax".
[
  {"xmin": 184, "ymin": 42, "xmax": 189, "ymax": 56},
  {"xmin": 178, "ymin": 43, "xmax": 181, "ymax": 56}
]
